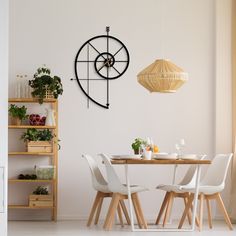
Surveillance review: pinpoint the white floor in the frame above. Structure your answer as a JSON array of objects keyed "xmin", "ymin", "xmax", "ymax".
[{"xmin": 8, "ymin": 220, "xmax": 235, "ymax": 236}]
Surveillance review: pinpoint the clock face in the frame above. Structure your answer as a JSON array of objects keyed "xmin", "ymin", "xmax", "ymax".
[{"xmin": 74, "ymin": 33, "xmax": 130, "ymax": 109}]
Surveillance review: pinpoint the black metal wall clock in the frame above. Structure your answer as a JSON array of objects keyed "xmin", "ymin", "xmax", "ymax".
[{"xmin": 73, "ymin": 27, "xmax": 130, "ymax": 109}]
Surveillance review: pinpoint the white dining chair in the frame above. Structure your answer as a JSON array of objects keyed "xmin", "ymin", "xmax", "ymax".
[
  {"xmin": 82, "ymin": 154, "xmax": 130, "ymax": 227},
  {"xmin": 155, "ymin": 155, "xmax": 206, "ymax": 227},
  {"xmin": 178, "ymin": 153, "xmax": 233, "ymax": 230},
  {"xmin": 99, "ymin": 153, "xmax": 148, "ymax": 230}
]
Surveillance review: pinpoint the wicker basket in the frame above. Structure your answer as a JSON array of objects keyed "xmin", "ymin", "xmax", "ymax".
[{"xmin": 45, "ymin": 89, "xmax": 54, "ymax": 99}]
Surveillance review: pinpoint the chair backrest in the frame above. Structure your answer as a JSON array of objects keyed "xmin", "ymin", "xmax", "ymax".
[
  {"xmin": 82, "ymin": 154, "xmax": 108, "ymax": 192},
  {"xmin": 179, "ymin": 155, "xmax": 207, "ymax": 186},
  {"xmin": 99, "ymin": 153, "xmax": 125, "ymax": 193},
  {"xmin": 201, "ymin": 153, "xmax": 233, "ymax": 187}
]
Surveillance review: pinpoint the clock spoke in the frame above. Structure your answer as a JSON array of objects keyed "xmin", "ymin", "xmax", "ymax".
[
  {"xmin": 112, "ymin": 66, "xmax": 121, "ymax": 75},
  {"xmin": 88, "ymin": 42, "xmax": 106, "ymax": 60},
  {"xmin": 113, "ymin": 46, "xmax": 124, "ymax": 57},
  {"xmin": 98, "ymin": 63, "xmax": 106, "ymax": 72}
]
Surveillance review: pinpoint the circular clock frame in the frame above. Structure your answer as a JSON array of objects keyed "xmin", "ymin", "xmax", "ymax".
[{"xmin": 74, "ymin": 33, "xmax": 130, "ymax": 109}]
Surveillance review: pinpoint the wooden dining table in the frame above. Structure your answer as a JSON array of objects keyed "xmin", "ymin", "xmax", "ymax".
[{"xmin": 111, "ymin": 157, "xmax": 211, "ymax": 232}]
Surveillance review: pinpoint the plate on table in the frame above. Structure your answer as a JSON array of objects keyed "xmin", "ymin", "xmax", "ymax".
[
  {"xmin": 112, "ymin": 155, "xmax": 142, "ymax": 160},
  {"xmin": 178, "ymin": 154, "xmax": 197, "ymax": 160},
  {"xmin": 153, "ymin": 153, "xmax": 178, "ymax": 160}
]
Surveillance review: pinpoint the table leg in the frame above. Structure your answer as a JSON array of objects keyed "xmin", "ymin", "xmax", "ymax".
[
  {"xmin": 125, "ymin": 164, "xmax": 135, "ymax": 231},
  {"xmin": 172, "ymin": 164, "xmax": 178, "ymax": 185},
  {"xmin": 191, "ymin": 164, "xmax": 201, "ymax": 231}
]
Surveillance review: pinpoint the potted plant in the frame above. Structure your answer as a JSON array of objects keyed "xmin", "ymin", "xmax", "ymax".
[
  {"xmin": 8, "ymin": 104, "xmax": 28, "ymax": 125},
  {"xmin": 29, "ymin": 186, "xmax": 53, "ymax": 207},
  {"xmin": 131, "ymin": 138, "xmax": 147, "ymax": 154},
  {"xmin": 29, "ymin": 65, "xmax": 63, "ymax": 104},
  {"xmin": 21, "ymin": 128, "xmax": 54, "ymax": 153}
]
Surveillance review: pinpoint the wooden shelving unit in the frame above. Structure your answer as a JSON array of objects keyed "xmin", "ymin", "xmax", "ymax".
[{"xmin": 8, "ymin": 98, "xmax": 58, "ymax": 221}]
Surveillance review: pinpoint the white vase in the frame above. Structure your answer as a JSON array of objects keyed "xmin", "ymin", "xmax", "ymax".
[{"xmin": 45, "ymin": 108, "xmax": 55, "ymax": 126}]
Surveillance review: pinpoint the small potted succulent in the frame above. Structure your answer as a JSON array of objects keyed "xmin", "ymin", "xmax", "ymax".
[
  {"xmin": 8, "ymin": 104, "xmax": 28, "ymax": 125},
  {"xmin": 131, "ymin": 138, "xmax": 147, "ymax": 154},
  {"xmin": 29, "ymin": 65, "xmax": 63, "ymax": 104},
  {"xmin": 29, "ymin": 186, "xmax": 53, "ymax": 207},
  {"xmin": 21, "ymin": 128, "xmax": 54, "ymax": 153}
]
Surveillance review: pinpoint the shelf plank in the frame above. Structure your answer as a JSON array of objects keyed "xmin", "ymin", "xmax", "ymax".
[
  {"xmin": 8, "ymin": 205, "xmax": 54, "ymax": 209},
  {"xmin": 9, "ymin": 152, "xmax": 54, "ymax": 156},
  {"xmin": 9, "ymin": 179, "xmax": 54, "ymax": 183},
  {"xmin": 9, "ymin": 125, "xmax": 56, "ymax": 129},
  {"xmin": 9, "ymin": 98, "xmax": 57, "ymax": 103}
]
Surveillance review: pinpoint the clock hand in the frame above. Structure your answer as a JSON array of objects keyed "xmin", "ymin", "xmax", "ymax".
[{"xmin": 98, "ymin": 61, "xmax": 109, "ymax": 72}]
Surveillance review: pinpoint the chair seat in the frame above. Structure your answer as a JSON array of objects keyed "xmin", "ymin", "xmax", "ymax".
[
  {"xmin": 180, "ymin": 185, "xmax": 224, "ymax": 195},
  {"xmin": 157, "ymin": 183, "xmax": 224, "ymax": 195},
  {"xmin": 97, "ymin": 185, "xmax": 111, "ymax": 193},
  {"xmin": 156, "ymin": 184, "xmax": 192, "ymax": 194},
  {"xmin": 116, "ymin": 184, "xmax": 148, "ymax": 195}
]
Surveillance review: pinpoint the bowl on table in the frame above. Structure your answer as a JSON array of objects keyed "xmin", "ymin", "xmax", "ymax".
[
  {"xmin": 178, "ymin": 154, "xmax": 197, "ymax": 160},
  {"xmin": 153, "ymin": 153, "xmax": 177, "ymax": 160}
]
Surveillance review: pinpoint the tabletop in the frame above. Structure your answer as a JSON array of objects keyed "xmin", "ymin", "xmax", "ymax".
[{"xmin": 111, "ymin": 158, "xmax": 211, "ymax": 165}]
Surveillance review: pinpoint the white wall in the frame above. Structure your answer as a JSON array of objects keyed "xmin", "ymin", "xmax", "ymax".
[
  {"xmin": 9, "ymin": 0, "xmax": 216, "ymax": 220},
  {"xmin": 0, "ymin": 0, "xmax": 8, "ymax": 234},
  {"xmin": 215, "ymin": 0, "xmax": 232, "ymax": 218}
]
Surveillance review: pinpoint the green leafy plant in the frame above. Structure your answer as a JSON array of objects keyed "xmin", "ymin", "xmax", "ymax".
[
  {"xmin": 8, "ymin": 104, "xmax": 28, "ymax": 121},
  {"xmin": 18, "ymin": 174, "xmax": 37, "ymax": 180},
  {"xmin": 131, "ymin": 138, "xmax": 147, "ymax": 154},
  {"xmin": 32, "ymin": 186, "xmax": 49, "ymax": 195},
  {"xmin": 29, "ymin": 65, "xmax": 63, "ymax": 104},
  {"xmin": 21, "ymin": 128, "xmax": 53, "ymax": 142}
]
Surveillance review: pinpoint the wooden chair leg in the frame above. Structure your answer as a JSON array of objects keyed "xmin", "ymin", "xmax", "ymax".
[
  {"xmin": 199, "ymin": 193, "xmax": 204, "ymax": 231},
  {"xmin": 205, "ymin": 198, "xmax": 212, "ymax": 229},
  {"xmin": 87, "ymin": 191, "xmax": 101, "ymax": 227},
  {"xmin": 184, "ymin": 196, "xmax": 192, "ymax": 225},
  {"xmin": 163, "ymin": 192, "xmax": 174, "ymax": 227},
  {"xmin": 131, "ymin": 194, "xmax": 143, "ymax": 228},
  {"xmin": 103, "ymin": 193, "xmax": 121, "ymax": 230},
  {"xmin": 133, "ymin": 193, "xmax": 148, "ymax": 229},
  {"xmin": 178, "ymin": 193, "xmax": 194, "ymax": 229},
  {"xmin": 94, "ymin": 196, "xmax": 104, "ymax": 225},
  {"xmin": 120, "ymin": 200, "xmax": 131, "ymax": 225},
  {"xmin": 155, "ymin": 192, "xmax": 170, "ymax": 225},
  {"xmin": 117, "ymin": 202, "xmax": 124, "ymax": 227},
  {"xmin": 215, "ymin": 193, "xmax": 233, "ymax": 230}
]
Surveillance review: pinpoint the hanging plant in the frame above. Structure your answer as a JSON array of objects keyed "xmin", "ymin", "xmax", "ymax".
[{"xmin": 29, "ymin": 65, "xmax": 63, "ymax": 104}]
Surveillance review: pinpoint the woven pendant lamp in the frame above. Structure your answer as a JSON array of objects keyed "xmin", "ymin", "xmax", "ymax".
[{"xmin": 137, "ymin": 59, "xmax": 188, "ymax": 93}]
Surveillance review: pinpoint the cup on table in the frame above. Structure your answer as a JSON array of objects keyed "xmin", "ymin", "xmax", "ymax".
[{"xmin": 144, "ymin": 150, "xmax": 152, "ymax": 160}]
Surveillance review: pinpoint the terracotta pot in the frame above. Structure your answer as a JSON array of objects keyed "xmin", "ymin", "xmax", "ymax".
[{"xmin": 11, "ymin": 117, "xmax": 21, "ymax": 126}]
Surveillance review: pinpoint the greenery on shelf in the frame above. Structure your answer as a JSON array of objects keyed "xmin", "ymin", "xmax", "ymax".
[
  {"xmin": 18, "ymin": 174, "xmax": 37, "ymax": 180},
  {"xmin": 8, "ymin": 104, "xmax": 28, "ymax": 121},
  {"xmin": 29, "ymin": 65, "xmax": 63, "ymax": 104},
  {"xmin": 21, "ymin": 128, "xmax": 53, "ymax": 142},
  {"xmin": 32, "ymin": 186, "xmax": 49, "ymax": 195},
  {"xmin": 131, "ymin": 138, "xmax": 147, "ymax": 154}
]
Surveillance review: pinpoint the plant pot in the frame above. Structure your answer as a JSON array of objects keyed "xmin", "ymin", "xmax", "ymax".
[
  {"xmin": 45, "ymin": 89, "xmax": 54, "ymax": 99},
  {"xmin": 26, "ymin": 141, "xmax": 52, "ymax": 153},
  {"xmin": 29, "ymin": 194, "xmax": 53, "ymax": 207},
  {"xmin": 10, "ymin": 117, "xmax": 21, "ymax": 126},
  {"xmin": 134, "ymin": 149, "xmax": 139, "ymax": 155}
]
